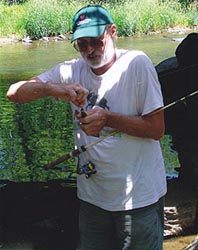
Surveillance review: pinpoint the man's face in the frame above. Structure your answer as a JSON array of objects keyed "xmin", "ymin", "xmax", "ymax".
[{"xmin": 74, "ymin": 26, "xmax": 116, "ymax": 69}]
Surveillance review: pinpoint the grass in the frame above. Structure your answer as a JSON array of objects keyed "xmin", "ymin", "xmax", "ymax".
[
  {"xmin": 0, "ymin": 0, "xmax": 197, "ymax": 39},
  {"xmin": 0, "ymin": 4, "xmax": 26, "ymax": 38},
  {"xmin": 110, "ymin": 0, "xmax": 187, "ymax": 36}
]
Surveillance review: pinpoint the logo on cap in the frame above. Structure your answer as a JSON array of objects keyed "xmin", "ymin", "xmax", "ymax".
[
  {"xmin": 77, "ymin": 14, "xmax": 91, "ymax": 26},
  {"xmin": 79, "ymin": 14, "xmax": 86, "ymax": 20}
]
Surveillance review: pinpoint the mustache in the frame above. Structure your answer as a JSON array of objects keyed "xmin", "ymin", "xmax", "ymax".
[{"xmin": 87, "ymin": 51, "xmax": 102, "ymax": 59}]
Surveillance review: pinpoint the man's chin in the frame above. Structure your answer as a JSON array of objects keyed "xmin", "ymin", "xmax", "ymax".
[
  {"xmin": 90, "ymin": 64, "xmax": 102, "ymax": 69},
  {"xmin": 88, "ymin": 60, "xmax": 106, "ymax": 69}
]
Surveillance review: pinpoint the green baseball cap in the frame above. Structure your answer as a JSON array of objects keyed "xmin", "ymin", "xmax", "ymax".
[{"xmin": 71, "ymin": 5, "xmax": 114, "ymax": 42}]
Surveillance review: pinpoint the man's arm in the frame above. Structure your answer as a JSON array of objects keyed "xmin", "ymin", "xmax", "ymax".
[
  {"xmin": 76, "ymin": 106, "xmax": 165, "ymax": 140},
  {"xmin": 6, "ymin": 77, "xmax": 89, "ymax": 107}
]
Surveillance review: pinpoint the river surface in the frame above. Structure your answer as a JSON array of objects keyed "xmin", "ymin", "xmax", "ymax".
[
  {"xmin": 0, "ymin": 32, "xmax": 187, "ymax": 182},
  {"xmin": 0, "ymin": 33, "xmax": 181, "ymax": 75}
]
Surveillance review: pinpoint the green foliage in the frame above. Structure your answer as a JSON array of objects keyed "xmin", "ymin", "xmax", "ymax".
[
  {"xmin": 160, "ymin": 135, "xmax": 179, "ymax": 175},
  {"xmin": 0, "ymin": 3, "xmax": 26, "ymax": 38},
  {"xmin": 0, "ymin": 89, "xmax": 32, "ymax": 182},
  {"xmin": 0, "ymin": 76, "xmax": 76, "ymax": 182},
  {"xmin": 109, "ymin": 0, "xmax": 188, "ymax": 36},
  {"xmin": 185, "ymin": 2, "xmax": 198, "ymax": 27},
  {"xmin": 24, "ymin": 0, "xmax": 76, "ymax": 39},
  {"xmin": 178, "ymin": 0, "xmax": 195, "ymax": 8},
  {"xmin": 79, "ymin": 0, "xmax": 126, "ymax": 5},
  {"xmin": 0, "ymin": 0, "xmax": 197, "ymax": 39},
  {"xmin": 14, "ymin": 98, "xmax": 76, "ymax": 182},
  {"xmin": 1, "ymin": 0, "xmax": 28, "ymax": 5}
]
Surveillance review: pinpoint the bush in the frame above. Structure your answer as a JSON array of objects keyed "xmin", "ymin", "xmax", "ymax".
[
  {"xmin": 24, "ymin": 0, "xmax": 77, "ymax": 39},
  {"xmin": 109, "ymin": 0, "xmax": 187, "ymax": 36},
  {"xmin": 1, "ymin": 0, "xmax": 28, "ymax": 5},
  {"xmin": 0, "ymin": 0, "xmax": 197, "ymax": 39},
  {"xmin": 0, "ymin": 3, "xmax": 26, "ymax": 38}
]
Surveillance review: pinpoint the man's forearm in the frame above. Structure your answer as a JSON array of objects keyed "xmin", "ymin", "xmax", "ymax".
[
  {"xmin": 7, "ymin": 77, "xmax": 89, "ymax": 107},
  {"xmin": 105, "ymin": 110, "xmax": 165, "ymax": 140},
  {"xmin": 78, "ymin": 106, "xmax": 165, "ymax": 140},
  {"xmin": 6, "ymin": 78, "xmax": 49, "ymax": 103}
]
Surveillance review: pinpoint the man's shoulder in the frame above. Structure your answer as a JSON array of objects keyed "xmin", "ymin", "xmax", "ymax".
[
  {"xmin": 55, "ymin": 57, "xmax": 86, "ymax": 73},
  {"xmin": 116, "ymin": 49, "xmax": 147, "ymax": 60},
  {"xmin": 116, "ymin": 49, "xmax": 149, "ymax": 67},
  {"xmin": 62, "ymin": 57, "xmax": 84, "ymax": 66}
]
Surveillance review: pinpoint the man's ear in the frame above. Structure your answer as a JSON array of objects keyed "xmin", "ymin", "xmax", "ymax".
[{"xmin": 110, "ymin": 24, "xmax": 116, "ymax": 39}]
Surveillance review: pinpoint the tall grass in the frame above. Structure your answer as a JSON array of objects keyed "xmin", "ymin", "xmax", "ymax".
[
  {"xmin": 24, "ymin": 0, "xmax": 77, "ymax": 39},
  {"xmin": 109, "ymin": 0, "xmax": 187, "ymax": 36},
  {"xmin": 0, "ymin": 0, "xmax": 80, "ymax": 39},
  {"xmin": 0, "ymin": 0, "xmax": 197, "ymax": 39},
  {"xmin": 0, "ymin": 4, "xmax": 26, "ymax": 38}
]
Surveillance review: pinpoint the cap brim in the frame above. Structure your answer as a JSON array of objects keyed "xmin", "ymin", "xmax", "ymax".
[{"xmin": 71, "ymin": 25, "xmax": 106, "ymax": 42}]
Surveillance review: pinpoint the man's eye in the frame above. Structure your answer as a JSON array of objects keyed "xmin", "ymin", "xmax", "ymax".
[{"xmin": 78, "ymin": 42, "xmax": 87, "ymax": 47}]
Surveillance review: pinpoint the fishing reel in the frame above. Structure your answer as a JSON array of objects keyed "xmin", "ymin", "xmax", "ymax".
[{"xmin": 77, "ymin": 161, "xmax": 97, "ymax": 179}]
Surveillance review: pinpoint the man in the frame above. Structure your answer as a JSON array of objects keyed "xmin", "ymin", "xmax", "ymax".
[{"xmin": 7, "ymin": 5, "xmax": 167, "ymax": 250}]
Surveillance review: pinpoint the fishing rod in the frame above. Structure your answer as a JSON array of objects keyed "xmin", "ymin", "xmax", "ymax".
[
  {"xmin": 160, "ymin": 89, "xmax": 198, "ymax": 112},
  {"xmin": 148, "ymin": 89, "xmax": 198, "ymax": 116},
  {"xmin": 44, "ymin": 130, "xmax": 118, "ymax": 170},
  {"xmin": 44, "ymin": 89, "xmax": 198, "ymax": 170}
]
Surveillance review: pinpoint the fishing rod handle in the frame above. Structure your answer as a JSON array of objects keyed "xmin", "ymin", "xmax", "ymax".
[{"xmin": 44, "ymin": 148, "xmax": 81, "ymax": 170}]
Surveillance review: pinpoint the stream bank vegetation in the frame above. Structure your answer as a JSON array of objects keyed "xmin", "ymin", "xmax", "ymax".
[{"xmin": 0, "ymin": 0, "xmax": 197, "ymax": 40}]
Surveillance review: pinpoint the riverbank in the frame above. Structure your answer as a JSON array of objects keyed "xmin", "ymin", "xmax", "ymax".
[
  {"xmin": 163, "ymin": 177, "xmax": 198, "ymax": 249},
  {"xmin": 164, "ymin": 235, "xmax": 198, "ymax": 249},
  {"xmin": 0, "ymin": 34, "xmax": 68, "ymax": 45},
  {"xmin": 0, "ymin": 25, "xmax": 194, "ymax": 46},
  {"xmin": 0, "ymin": 37, "xmax": 17, "ymax": 44}
]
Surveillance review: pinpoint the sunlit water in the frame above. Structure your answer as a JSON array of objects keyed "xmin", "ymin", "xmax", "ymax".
[{"xmin": 0, "ymin": 33, "xmax": 181, "ymax": 75}]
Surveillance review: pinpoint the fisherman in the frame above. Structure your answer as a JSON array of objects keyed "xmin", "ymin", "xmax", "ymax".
[{"xmin": 7, "ymin": 5, "xmax": 167, "ymax": 250}]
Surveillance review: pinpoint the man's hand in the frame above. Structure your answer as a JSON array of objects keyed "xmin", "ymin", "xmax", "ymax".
[
  {"xmin": 7, "ymin": 77, "xmax": 89, "ymax": 107},
  {"xmin": 48, "ymin": 82, "xmax": 89, "ymax": 107},
  {"xmin": 76, "ymin": 106, "xmax": 165, "ymax": 140},
  {"xmin": 76, "ymin": 106, "xmax": 108, "ymax": 136}
]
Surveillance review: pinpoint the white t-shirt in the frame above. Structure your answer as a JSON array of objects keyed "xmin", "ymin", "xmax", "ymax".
[{"xmin": 38, "ymin": 49, "xmax": 167, "ymax": 211}]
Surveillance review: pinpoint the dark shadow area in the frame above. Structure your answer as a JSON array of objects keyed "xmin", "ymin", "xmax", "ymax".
[
  {"xmin": 157, "ymin": 33, "xmax": 198, "ymax": 238},
  {"xmin": 0, "ymin": 180, "xmax": 79, "ymax": 250},
  {"xmin": 158, "ymin": 64, "xmax": 198, "ymax": 190}
]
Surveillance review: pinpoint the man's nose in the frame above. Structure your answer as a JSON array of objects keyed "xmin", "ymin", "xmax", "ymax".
[{"xmin": 86, "ymin": 43, "xmax": 95, "ymax": 54}]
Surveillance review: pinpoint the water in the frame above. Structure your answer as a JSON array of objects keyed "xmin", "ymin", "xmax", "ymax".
[
  {"xmin": 0, "ymin": 33, "xmax": 185, "ymax": 182},
  {"xmin": 0, "ymin": 33, "xmax": 181, "ymax": 75}
]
